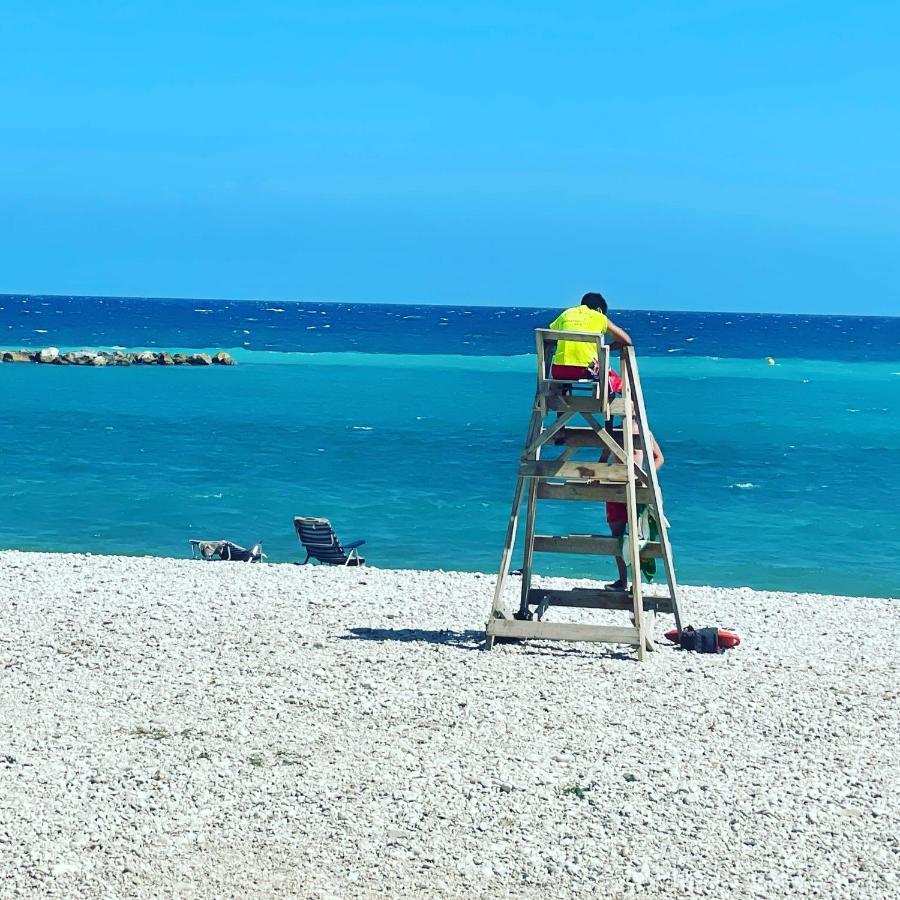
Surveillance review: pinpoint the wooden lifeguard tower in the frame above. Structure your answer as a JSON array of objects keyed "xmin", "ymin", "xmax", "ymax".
[{"xmin": 485, "ymin": 329, "xmax": 682, "ymax": 660}]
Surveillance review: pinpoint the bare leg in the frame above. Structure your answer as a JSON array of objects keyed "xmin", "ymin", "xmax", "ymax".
[
  {"xmin": 607, "ymin": 520, "xmax": 628, "ymax": 589},
  {"xmin": 614, "ymin": 554, "xmax": 628, "ymax": 587}
]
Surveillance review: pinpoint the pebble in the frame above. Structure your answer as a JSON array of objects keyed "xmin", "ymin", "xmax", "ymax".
[
  {"xmin": 0, "ymin": 549, "xmax": 897, "ymax": 899},
  {"xmin": 628, "ymin": 863, "xmax": 651, "ymax": 885}
]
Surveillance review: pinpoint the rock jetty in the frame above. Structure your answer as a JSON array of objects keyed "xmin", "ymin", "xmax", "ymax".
[{"xmin": 0, "ymin": 348, "xmax": 236, "ymax": 367}]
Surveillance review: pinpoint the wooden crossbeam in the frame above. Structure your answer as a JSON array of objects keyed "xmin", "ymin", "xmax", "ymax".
[
  {"xmin": 519, "ymin": 461, "xmax": 629, "ymax": 481},
  {"xmin": 536, "ymin": 481, "xmax": 652, "ymax": 503},
  {"xmin": 581, "ymin": 412, "xmax": 633, "ymax": 468},
  {"xmin": 523, "ymin": 410, "xmax": 575, "ymax": 456},
  {"xmin": 543, "ymin": 427, "xmax": 648, "ymax": 467},
  {"xmin": 525, "ymin": 587, "xmax": 673, "ymax": 613},
  {"xmin": 553, "ymin": 426, "xmax": 608, "ymax": 448},
  {"xmin": 534, "ymin": 327, "xmax": 612, "ymax": 345},
  {"xmin": 544, "ymin": 394, "xmax": 629, "ymax": 416},
  {"xmin": 533, "ymin": 534, "xmax": 663, "ymax": 558},
  {"xmin": 544, "ymin": 395, "xmax": 609, "ymax": 414},
  {"xmin": 609, "ymin": 428, "xmax": 645, "ymax": 449},
  {"xmin": 486, "ymin": 619, "xmax": 641, "ymax": 645}
]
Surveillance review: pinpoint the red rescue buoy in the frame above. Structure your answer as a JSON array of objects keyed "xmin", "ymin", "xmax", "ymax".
[{"xmin": 665, "ymin": 628, "xmax": 740, "ymax": 649}]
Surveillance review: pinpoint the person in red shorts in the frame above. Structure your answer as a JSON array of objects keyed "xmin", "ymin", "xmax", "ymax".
[{"xmin": 606, "ymin": 422, "xmax": 664, "ymax": 591}]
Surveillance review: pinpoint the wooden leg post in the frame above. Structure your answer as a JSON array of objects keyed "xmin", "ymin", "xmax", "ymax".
[
  {"xmin": 623, "ymin": 350, "xmax": 684, "ymax": 635},
  {"xmin": 486, "ymin": 475, "xmax": 526, "ymax": 648},
  {"xmin": 517, "ymin": 479, "xmax": 539, "ymax": 618},
  {"xmin": 621, "ymin": 355, "xmax": 648, "ymax": 660}
]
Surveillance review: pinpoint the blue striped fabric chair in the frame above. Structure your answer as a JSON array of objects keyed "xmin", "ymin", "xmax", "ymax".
[{"xmin": 293, "ymin": 516, "xmax": 366, "ymax": 566}]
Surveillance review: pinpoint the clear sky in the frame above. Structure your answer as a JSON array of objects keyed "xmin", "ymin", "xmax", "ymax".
[{"xmin": 1, "ymin": 2, "xmax": 897, "ymax": 314}]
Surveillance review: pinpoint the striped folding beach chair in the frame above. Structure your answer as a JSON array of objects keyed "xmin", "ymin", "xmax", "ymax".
[{"xmin": 293, "ymin": 516, "xmax": 366, "ymax": 566}]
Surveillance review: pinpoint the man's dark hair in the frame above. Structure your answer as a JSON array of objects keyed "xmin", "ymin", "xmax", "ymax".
[{"xmin": 581, "ymin": 292, "xmax": 608, "ymax": 314}]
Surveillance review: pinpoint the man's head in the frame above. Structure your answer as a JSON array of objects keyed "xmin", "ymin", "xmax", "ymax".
[{"xmin": 581, "ymin": 292, "xmax": 608, "ymax": 314}]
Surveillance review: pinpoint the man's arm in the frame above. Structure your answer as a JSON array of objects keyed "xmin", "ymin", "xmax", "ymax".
[
  {"xmin": 651, "ymin": 436, "xmax": 664, "ymax": 470},
  {"xmin": 606, "ymin": 319, "xmax": 632, "ymax": 347}
]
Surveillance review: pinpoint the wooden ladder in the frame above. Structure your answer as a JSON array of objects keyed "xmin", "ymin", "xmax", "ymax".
[{"xmin": 485, "ymin": 329, "xmax": 683, "ymax": 660}]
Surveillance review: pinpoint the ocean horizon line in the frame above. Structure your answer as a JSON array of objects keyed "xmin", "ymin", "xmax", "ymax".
[{"xmin": 2, "ymin": 291, "xmax": 899, "ymax": 321}]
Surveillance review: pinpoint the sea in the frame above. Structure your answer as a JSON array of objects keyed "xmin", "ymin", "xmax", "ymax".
[{"xmin": 2, "ymin": 294, "xmax": 899, "ymax": 599}]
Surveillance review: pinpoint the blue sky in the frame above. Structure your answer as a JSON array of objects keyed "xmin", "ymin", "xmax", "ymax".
[{"xmin": 1, "ymin": 1, "xmax": 897, "ymax": 313}]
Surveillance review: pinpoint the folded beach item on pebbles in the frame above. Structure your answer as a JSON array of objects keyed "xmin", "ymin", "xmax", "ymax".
[
  {"xmin": 192, "ymin": 540, "xmax": 265, "ymax": 562},
  {"xmin": 665, "ymin": 626, "xmax": 741, "ymax": 653}
]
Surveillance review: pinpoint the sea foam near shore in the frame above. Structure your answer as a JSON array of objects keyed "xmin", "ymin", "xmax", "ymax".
[{"xmin": 1, "ymin": 550, "xmax": 898, "ymax": 898}]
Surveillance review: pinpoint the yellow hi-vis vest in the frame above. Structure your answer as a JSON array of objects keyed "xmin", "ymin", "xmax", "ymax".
[{"xmin": 548, "ymin": 306, "xmax": 608, "ymax": 368}]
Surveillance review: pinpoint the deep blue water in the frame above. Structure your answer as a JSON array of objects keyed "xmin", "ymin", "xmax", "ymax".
[
  {"xmin": 4, "ymin": 293, "xmax": 900, "ymax": 359},
  {"xmin": 2, "ymin": 294, "xmax": 898, "ymax": 599}
]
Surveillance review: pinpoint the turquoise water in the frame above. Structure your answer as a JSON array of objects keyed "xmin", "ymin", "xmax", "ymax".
[{"xmin": 2, "ymin": 350, "xmax": 898, "ymax": 598}]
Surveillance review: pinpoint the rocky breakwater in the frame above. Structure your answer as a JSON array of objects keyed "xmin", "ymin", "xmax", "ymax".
[{"xmin": 0, "ymin": 348, "xmax": 236, "ymax": 367}]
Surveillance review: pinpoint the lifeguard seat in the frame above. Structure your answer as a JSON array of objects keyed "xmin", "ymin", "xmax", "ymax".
[{"xmin": 534, "ymin": 327, "xmax": 611, "ymax": 418}]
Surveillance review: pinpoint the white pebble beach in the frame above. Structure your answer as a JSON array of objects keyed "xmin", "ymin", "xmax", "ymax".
[{"xmin": 1, "ymin": 550, "xmax": 898, "ymax": 898}]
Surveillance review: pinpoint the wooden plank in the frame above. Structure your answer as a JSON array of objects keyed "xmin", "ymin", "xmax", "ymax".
[
  {"xmin": 601, "ymin": 346, "xmax": 610, "ymax": 411},
  {"xmin": 546, "ymin": 394, "xmax": 612, "ymax": 414},
  {"xmin": 539, "ymin": 378, "xmax": 602, "ymax": 397},
  {"xmin": 623, "ymin": 349, "xmax": 683, "ymax": 634},
  {"xmin": 526, "ymin": 587, "xmax": 673, "ymax": 614},
  {"xmin": 582, "ymin": 413, "xmax": 648, "ymax": 480},
  {"xmin": 620, "ymin": 348, "xmax": 648, "ymax": 660},
  {"xmin": 521, "ymin": 405, "xmax": 543, "ymax": 454},
  {"xmin": 533, "ymin": 534, "xmax": 663, "ymax": 558},
  {"xmin": 608, "ymin": 428, "xmax": 645, "ymax": 449},
  {"xmin": 486, "ymin": 619, "xmax": 641, "ymax": 645},
  {"xmin": 519, "ymin": 460, "xmax": 628, "ymax": 481},
  {"xmin": 487, "ymin": 476, "xmax": 527, "ymax": 637},
  {"xmin": 535, "ymin": 327, "xmax": 609, "ymax": 345},
  {"xmin": 536, "ymin": 482, "xmax": 651, "ymax": 503},
  {"xmin": 555, "ymin": 426, "xmax": 607, "ymax": 448},
  {"xmin": 524, "ymin": 410, "xmax": 575, "ymax": 455},
  {"xmin": 519, "ymin": 403, "xmax": 546, "ymax": 617},
  {"xmin": 535, "ymin": 329, "xmax": 548, "ymax": 381},
  {"xmin": 543, "ymin": 415, "xmax": 636, "ymax": 472},
  {"xmin": 517, "ymin": 480, "xmax": 539, "ymax": 618},
  {"xmin": 545, "ymin": 394, "xmax": 625, "ymax": 415}
]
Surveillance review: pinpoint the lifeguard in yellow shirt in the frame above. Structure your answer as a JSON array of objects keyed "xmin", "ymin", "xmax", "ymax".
[{"xmin": 549, "ymin": 291, "xmax": 632, "ymax": 384}]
